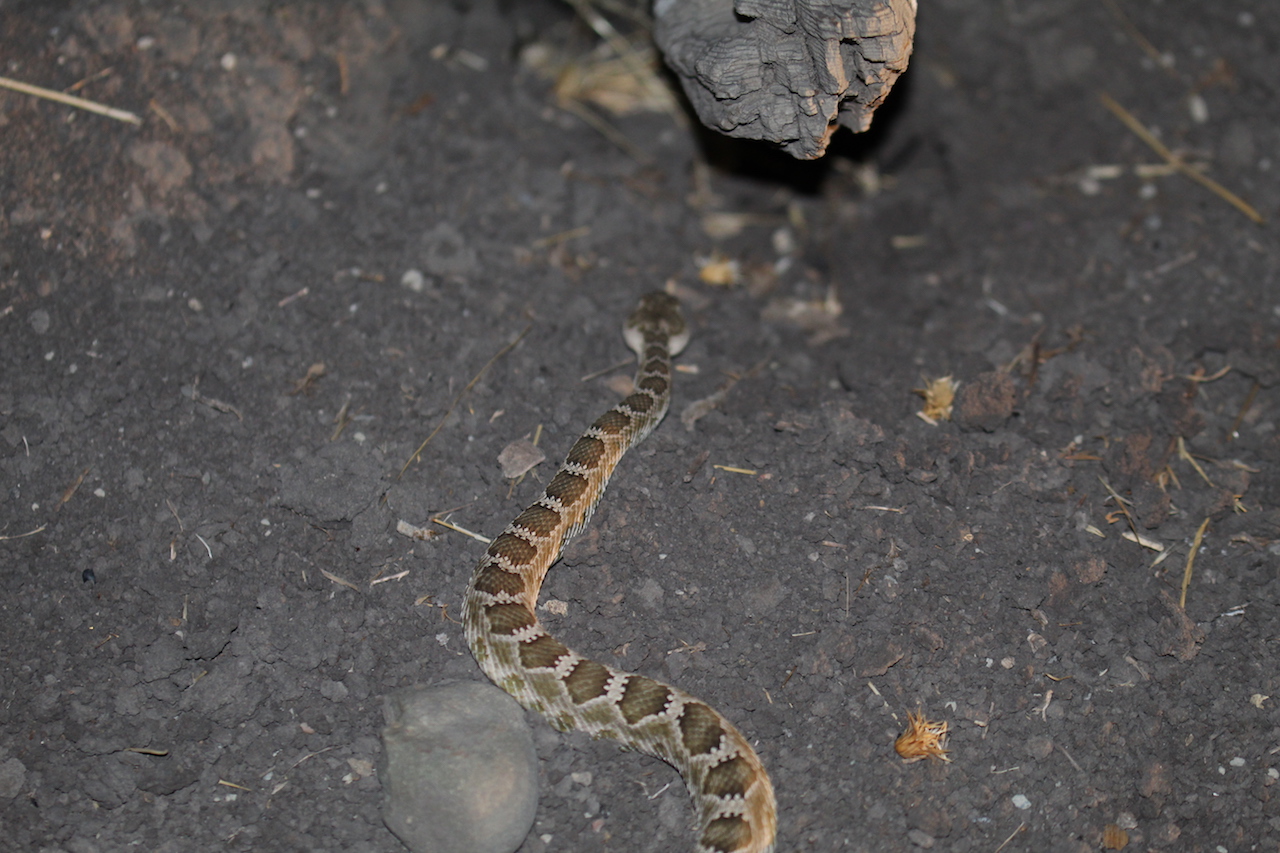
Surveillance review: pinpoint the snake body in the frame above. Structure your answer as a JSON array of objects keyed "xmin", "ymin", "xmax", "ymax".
[{"xmin": 464, "ymin": 292, "xmax": 777, "ymax": 853}]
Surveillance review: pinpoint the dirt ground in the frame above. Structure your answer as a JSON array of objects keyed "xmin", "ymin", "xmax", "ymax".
[{"xmin": 2, "ymin": 2, "xmax": 1278, "ymax": 851}]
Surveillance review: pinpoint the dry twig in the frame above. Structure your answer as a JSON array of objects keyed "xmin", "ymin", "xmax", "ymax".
[{"xmin": 0, "ymin": 74, "xmax": 142, "ymax": 124}]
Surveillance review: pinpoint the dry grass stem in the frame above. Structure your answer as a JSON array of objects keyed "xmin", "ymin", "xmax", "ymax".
[
  {"xmin": 1100, "ymin": 0, "xmax": 1176, "ymax": 77},
  {"xmin": 580, "ymin": 356, "xmax": 633, "ymax": 383},
  {"xmin": 993, "ymin": 823, "xmax": 1027, "ymax": 853},
  {"xmin": 190, "ymin": 378, "xmax": 244, "ymax": 420},
  {"xmin": 561, "ymin": 0, "xmax": 674, "ymax": 116},
  {"xmin": 60, "ymin": 466, "xmax": 91, "ymax": 505},
  {"xmin": 679, "ymin": 357, "xmax": 766, "ymax": 430},
  {"xmin": 0, "ymin": 74, "xmax": 142, "ymax": 124},
  {"xmin": 712, "ymin": 464, "xmax": 757, "ymax": 475},
  {"xmin": 1228, "ymin": 380, "xmax": 1260, "ymax": 441},
  {"xmin": 0, "ymin": 525, "xmax": 47, "ymax": 541},
  {"xmin": 1176, "ymin": 436, "xmax": 1215, "ymax": 487},
  {"xmin": 277, "ymin": 286, "xmax": 310, "ymax": 307},
  {"xmin": 148, "ymin": 99, "xmax": 180, "ymax": 131},
  {"xmin": 531, "ymin": 225, "xmax": 591, "ymax": 249},
  {"xmin": 431, "ymin": 516, "xmax": 492, "ymax": 544},
  {"xmin": 1120, "ymin": 530, "xmax": 1163, "ymax": 551},
  {"xmin": 1099, "ymin": 477, "xmax": 1141, "ymax": 541},
  {"xmin": 399, "ymin": 323, "xmax": 531, "ymax": 478},
  {"xmin": 1179, "ymin": 517, "xmax": 1211, "ymax": 609},
  {"xmin": 330, "ymin": 395, "xmax": 354, "ymax": 441},
  {"xmin": 1183, "ymin": 365, "xmax": 1231, "ymax": 383},
  {"xmin": 320, "ymin": 569, "xmax": 360, "ymax": 592},
  {"xmin": 1099, "ymin": 92, "xmax": 1263, "ymax": 224},
  {"xmin": 558, "ymin": 98, "xmax": 649, "ymax": 161}
]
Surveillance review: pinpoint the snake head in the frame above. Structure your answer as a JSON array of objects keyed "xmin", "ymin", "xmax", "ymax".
[{"xmin": 623, "ymin": 291, "xmax": 689, "ymax": 357}]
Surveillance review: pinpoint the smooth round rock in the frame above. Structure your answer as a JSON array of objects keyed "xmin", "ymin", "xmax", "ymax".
[
  {"xmin": 381, "ymin": 682, "xmax": 538, "ymax": 853},
  {"xmin": 0, "ymin": 756, "xmax": 27, "ymax": 799}
]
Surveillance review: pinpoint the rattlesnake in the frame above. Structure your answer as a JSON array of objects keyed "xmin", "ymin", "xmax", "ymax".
[{"xmin": 464, "ymin": 292, "xmax": 777, "ymax": 853}]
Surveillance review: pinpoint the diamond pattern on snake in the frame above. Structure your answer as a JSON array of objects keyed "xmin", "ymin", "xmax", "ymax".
[{"xmin": 464, "ymin": 292, "xmax": 777, "ymax": 853}]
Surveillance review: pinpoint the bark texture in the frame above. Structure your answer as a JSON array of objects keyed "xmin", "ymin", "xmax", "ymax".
[{"xmin": 654, "ymin": 0, "xmax": 915, "ymax": 159}]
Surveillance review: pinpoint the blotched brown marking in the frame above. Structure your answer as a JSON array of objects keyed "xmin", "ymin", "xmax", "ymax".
[
  {"xmin": 512, "ymin": 504, "xmax": 561, "ymax": 538},
  {"xmin": 471, "ymin": 563, "xmax": 525, "ymax": 597},
  {"xmin": 702, "ymin": 755, "xmax": 752, "ymax": 798},
  {"xmin": 566, "ymin": 435, "xmax": 605, "ymax": 468},
  {"xmin": 643, "ymin": 357, "xmax": 668, "ymax": 374},
  {"xmin": 700, "ymin": 815, "xmax": 752, "ymax": 853},
  {"xmin": 487, "ymin": 531, "xmax": 537, "ymax": 565},
  {"xmin": 545, "ymin": 470, "xmax": 589, "ymax": 507},
  {"xmin": 563, "ymin": 659, "xmax": 611, "ymax": 704},
  {"xmin": 622, "ymin": 392, "xmax": 654, "ymax": 413},
  {"xmin": 485, "ymin": 603, "xmax": 536, "ymax": 635},
  {"xmin": 519, "ymin": 634, "xmax": 571, "ymax": 669},
  {"xmin": 638, "ymin": 375, "xmax": 668, "ymax": 395},
  {"xmin": 592, "ymin": 409, "xmax": 631, "ymax": 436},
  {"xmin": 618, "ymin": 675, "xmax": 672, "ymax": 724},
  {"xmin": 679, "ymin": 702, "xmax": 724, "ymax": 755}
]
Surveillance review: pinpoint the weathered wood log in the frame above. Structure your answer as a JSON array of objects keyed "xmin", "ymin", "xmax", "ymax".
[{"xmin": 654, "ymin": 0, "xmax": 915, "ymax": 159}]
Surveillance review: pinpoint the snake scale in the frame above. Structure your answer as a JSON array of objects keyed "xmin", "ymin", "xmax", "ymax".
[{"xmin": 464, "ymin": 292, "xmax": 777, "ymax": 853}]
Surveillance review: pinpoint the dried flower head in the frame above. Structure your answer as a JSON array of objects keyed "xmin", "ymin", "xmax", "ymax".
[
  {"xmin": 894, "ymin": 709, "xmax": 950, "ymax": 762},
  {"xmin": 914, "ymin": 376, "xmax": 959, "ymax": 424}
]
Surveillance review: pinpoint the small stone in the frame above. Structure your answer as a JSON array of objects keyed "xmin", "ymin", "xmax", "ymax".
[
  {"xmin": 1072, "ymin": 557, "xmax": 1107, "ymax": 584},
  {"xmin": 28, "ymin": 309, "xmax": 51, "ymax": 334},
  {"xmin": 382, "ymin": 682, "xmax": 538, "ymax": 853},
  {"xmin": 1011, "ymin": 794, "xmax": 1031, "ymax": 810},
  {"xmin": 953, "ymin": 371, "xmax": 1017, "ymax": 432},
  {"xmin": 401, "ymin": 269, "xmax": 426, "ymax": 292},
  {"xmin": 320, "ymin": 679, "xmax": 349, "ymax": 702},
  {"xmin": 0, "ymin": 757, "xmax": 26, "ymax": 799},
  {"xmin": 497, "ymin": 440, "xmax": 546, "ymax": 479},
  {"xmin": 420, "ymin": 222, "xmax": 477, "ymax": 277},
  {"xmin": 907, "ymin": 828, "xmax": 936, "ymax": 848},
  {"xmin": 1025, "ymin": 735, "xmax": 1053, "ymax": 759}
]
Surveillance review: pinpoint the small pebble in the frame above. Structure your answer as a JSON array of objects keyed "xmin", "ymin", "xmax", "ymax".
[
  {"xmin": 82, "ymin": 568, "xmax": 96, "ymax": 584},
  {"xmin": 1011, "ymin": 794, "xmax": 1031, "ymax": 810},
  {"xmin": 498, "ymin": 439, "xmax": 546, "ymax": 479},
  {"xmin": 907, "ymin": 828, "xmax": 936, "ymax": 848},
  {"xmin": 401, "ymin": 269, "xmax": 426, "ymax": 292},
  {"xmin": 0, "ymin": 757, "xmax": 27, "ymax": 799},
  {"xmin": 28, "ymin": 309, "xmax": 51, "ymax": 334}
]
